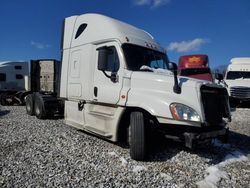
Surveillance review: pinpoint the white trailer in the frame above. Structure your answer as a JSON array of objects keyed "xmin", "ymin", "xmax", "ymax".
[
  {"xmin": 0, "ymin": 61, "xmax": 30, "ymax": 105},
  {"xmin": 26, "ymin": 13, "xmax": 231, "ymax": 160},
  {"xmin": 224, "ymin": 58, "xmax": 250, "ymax": 106}
]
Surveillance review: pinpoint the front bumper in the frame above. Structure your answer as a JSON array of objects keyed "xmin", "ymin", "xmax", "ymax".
[
  {"xmin": 156, "ymin": 123, "xmax": 229, "ymax": 148},
  {"xmin": 183, "ymin": 127, "xmax": 228, "ymax": 148}
]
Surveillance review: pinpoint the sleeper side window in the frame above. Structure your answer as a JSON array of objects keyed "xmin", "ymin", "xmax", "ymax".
[
  {"xmin": 15, "ymin": 65, "xmax": 22, "ymax": 70},
  {"xmin": 16, "ymin": 74, "xmax": 24, "ymax": 79},
  {"xmin": 75, "ymin": 24, "xmax": 87, "ymax": 39}
]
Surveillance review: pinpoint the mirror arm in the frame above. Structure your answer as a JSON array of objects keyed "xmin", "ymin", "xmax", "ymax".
[
  {"xmin": 102, "ymin": 70, "xmax": 111, "ymax": 79},
  {"xmin": 173, "ymin": 70, "xmax": 181, "ymax": 94}
]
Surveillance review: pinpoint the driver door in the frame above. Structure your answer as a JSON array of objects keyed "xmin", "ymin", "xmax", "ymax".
[{"xmin": 93, "ymin": 42, "xmax": 123, "ymax": 104}]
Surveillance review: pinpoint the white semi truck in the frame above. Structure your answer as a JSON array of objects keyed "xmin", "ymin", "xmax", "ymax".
[
  {"xmin": 223, "ymin": 58, "xmax": 250, "ymax": 107},
  {"xmin": 0, "ymin": 61, "xmax": 30, "ymax": 105},
  {"xmin": 26, "ymin": 13, "xmax": 231, "ymax": 160}
]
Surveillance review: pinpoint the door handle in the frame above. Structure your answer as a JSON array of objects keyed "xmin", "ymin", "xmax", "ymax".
[{"xmin": 94, "ymin": 87, "xmax": 98, "ymax": 97}]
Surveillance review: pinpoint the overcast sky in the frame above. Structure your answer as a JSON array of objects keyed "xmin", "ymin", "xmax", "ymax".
[{"xmin": 0, "ymin": 0, "xmax": 249, "ymax": 68}]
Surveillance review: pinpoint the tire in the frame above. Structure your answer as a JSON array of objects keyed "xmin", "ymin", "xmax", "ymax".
[
  {"xmin": 0, "ymin": 93, "xmax": 6, "ymax": 106},
  {"xmin": 129, "ymin": 111, "xmax": 148, "ymax": 161},
  {"xmin": 34, "ymin": 95, "xmax": 46, "ymax": 119},
  {"xmin": 19, "ymin": 92, "xmax": 28, "ymax": 105},
  {"xmin": 26, "ymin": 94, "xmax": 34, "ymax": 115}
]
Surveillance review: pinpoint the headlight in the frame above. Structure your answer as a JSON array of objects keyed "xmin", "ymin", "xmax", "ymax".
[{"xmin": 170, "ymin": 103, "xmax": 200, "ymax": 122}]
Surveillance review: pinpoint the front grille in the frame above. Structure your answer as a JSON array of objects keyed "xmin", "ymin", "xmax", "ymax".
[
  {"xmin": 230, "ymin": 86, "xmax": 250, "ymax": 99},
  {"xmin": 200, "ymin": 85, "xmax": 230, "ymax": 125}
]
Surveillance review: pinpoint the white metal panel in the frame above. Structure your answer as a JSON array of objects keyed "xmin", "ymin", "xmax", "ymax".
[
  {"xmin": 92, "ymin": 42, "xmax": 124, "ymax": 104},
  {"xmin": 64, "ymin": 100, "xmax": 85, "ymax": 130},
  {"xmin": 126, "ymin": 72, "xmax": 205, "ymax": 122},
  {"xmin": 63, "ymin": 16, "xmax": 77, "ymax": 49},
  {"xmin": 63, "ymin": 13, "xmax": 164, "ymax": 53},
  {"xmin": 0, "ymin": 61, "xmax": 29, "ymax": 91},
  {"xmin": 66, "ymin": 44, "xmax": 94, "ymax": 100},
  {"xmin": 59, "ymin": 49, "xmax": 70, "ymax": 98},
  {"xmin": 231, "ymin": 57, "xmax": 250, "ymax": 65}
]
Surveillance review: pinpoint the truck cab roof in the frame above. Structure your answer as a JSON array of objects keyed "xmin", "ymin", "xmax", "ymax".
[
  {"xmin": 230, "ymin": 57, "xmax": 250, "ymax": 65},
  {"xmin": 62, "ymin": 13, "xmax": 164, "ymax": 52}
]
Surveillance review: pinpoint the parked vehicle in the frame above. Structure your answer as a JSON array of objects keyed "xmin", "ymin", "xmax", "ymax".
[
  {"xmin": 25, "ymin": 59, "xmax": 64, "ymax": 117},
  {"xmin": 0, "ymin": 61, "xmax": 30, "ymax": 105},
  {"xmin": 178, "ymin": 54, "xmax": 213, "ymax": 82},
  {"xmin": 223, "ymin": 57, "xmax": 250, "ymax": 107},
  {"xmin": 26, "ymin": 13, "xmax": 231, "ymax": 161}
]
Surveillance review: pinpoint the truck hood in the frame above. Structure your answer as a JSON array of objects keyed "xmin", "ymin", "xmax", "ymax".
[
  {"xmin": 128, "ymin": 71, "xmax": 211, "ymax": 121},
  {"xmin": 130, "ymin": 71, "xmax": 209, "ymax": 92}
]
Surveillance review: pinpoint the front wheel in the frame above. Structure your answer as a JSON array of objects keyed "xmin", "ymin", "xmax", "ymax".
[{"xmin": 129, "ymin": 111, "xmax": 148, "ymax": 161}]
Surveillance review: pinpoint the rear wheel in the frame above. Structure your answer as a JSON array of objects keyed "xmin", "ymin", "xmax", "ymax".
[
  {"xmin": 26, "ymin": 94, "xmax": 34, "ymax": 115},
  {"xmin": 0, "ymin": 93, "xmax": 6, "ymax": 106},
  {"xmin": 129, "ymin": 111, "xmax": 148, "ymax": 161},
  {"xmin": 34, "ymin": 95, "xmax": 46, "ymax": 119}
]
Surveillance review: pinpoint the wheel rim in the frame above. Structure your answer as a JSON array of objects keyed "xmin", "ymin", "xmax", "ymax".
[
  {"xmin": 26, "ymin": 103, "xmax": 31, "ymax": 112},
  {"xmin": 35, "ymin": 105, "xmax": 40, "ymax": 115}
]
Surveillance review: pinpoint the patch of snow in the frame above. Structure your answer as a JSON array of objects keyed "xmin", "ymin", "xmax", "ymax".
[
  {"xmin": 196, "ymin": 166, "xmax": 228, "ymax": 188},
  {"xmin": 132, "ymin": 165, "xmax": 147, "ymax": 173},
  {"xmin": 120, "ymin": 157, "xmax": 128, "ymax": 167},
  {"xmin": 108, "ymin": 151, "xmax": 118, "ymax": 157},
  {"xmin": 219, "ymin": 151, "xmax": 248, "ymax": 167},
  {"xmin": 140, "ymin": 65, "xmax": 173, "ymax": 75},
  {"xmin": 196, "ymin": 150, "xmax": 248, "ymax": 188},
  {"xmin": 160, "ymin": 173, "xmax": 173, "ymax": 181}
]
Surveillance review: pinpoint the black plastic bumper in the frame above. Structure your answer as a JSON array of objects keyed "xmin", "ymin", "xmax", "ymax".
[
  {"xmin": 157, "ymin": 124, "xmax": 229, "ymax": 149},
  {"xmin": 183, "ymin": 128, "xmax": 229, "ymax": 148}
]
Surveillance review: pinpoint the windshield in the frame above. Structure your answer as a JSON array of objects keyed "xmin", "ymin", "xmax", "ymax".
[
  {"xmin": 226, "ymin": 71, "xmax": 250, "ymax": 79},
  {"xmin": 180, "ymin": 68, "xmax": 211, "ymax": 76},
  {"xmin": 122, "ymin": 44, "xmax": 169, "ymax": 71}
]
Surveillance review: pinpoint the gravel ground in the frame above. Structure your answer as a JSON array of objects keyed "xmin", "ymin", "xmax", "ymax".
[{"xmin": 0, "ymin": 105, "xmax": 249, "ymax": 187}]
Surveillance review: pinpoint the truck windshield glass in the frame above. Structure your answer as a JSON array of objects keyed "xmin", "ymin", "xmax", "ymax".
[
  {"xmin": 122, "ymin": 44, "xmax": 168, "ymax": 71},
  {"xmin": 226, "ymin": 71, "xmax": 250, "ymax": 79},
  {"xmin": 180, "ymin": 68, "xmax": 211, "ymax": 76}
]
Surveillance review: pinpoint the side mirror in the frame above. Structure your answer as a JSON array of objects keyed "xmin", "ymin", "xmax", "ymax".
[
  {"xmin": 168, "ymin": 62, "xmax": 181, "ymax": 94},
  {"xmin": 168, "ymin": 62, "xmax": 178, "ymax": 71},
  {"xmin": 215, "ymin": 73, "xmax": 224, "ymax": 81},
  {"xmin": 97, "ymin": 47, "xmax": 109, "ymax": 71},
  {"xmin": 111, "ymin": 72, "xmax": 118, "ymax": 83}
]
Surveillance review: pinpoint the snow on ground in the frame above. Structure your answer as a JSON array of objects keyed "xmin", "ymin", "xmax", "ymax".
[
  {"xmin": 132, "ymin": 165, "xmax": 148, "ymax": 173},
  {"xmin": 196, "ymin": 149, "xmax": 248, "ymax": 188}
]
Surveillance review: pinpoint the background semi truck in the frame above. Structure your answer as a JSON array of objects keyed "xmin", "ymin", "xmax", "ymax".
[
  {"xmin": 0, "ymin": 60, "xmax": 61, "ymax": 106},
  {"xmin": 25, "ymin": 59, "xmax": 64, "ymax": 118},
  {"xmin": 25, "ymin": 13, "xmax": 231, "ymax": 161},
  {"xmin": 0, "ymin": 61, "xmax": 30, "ymax": 105},
  {"xmin": 223, "ymin": 57, "xmax": 250, "ymax": 107},
  {"xmin": 178, "ymin": 54, "xmax": 213, "ymax": 82}
]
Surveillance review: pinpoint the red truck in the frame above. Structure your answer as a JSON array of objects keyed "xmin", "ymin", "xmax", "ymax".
[{"xmin": 178, "ymin": 54, "xmax": 213, "ymax": 82}]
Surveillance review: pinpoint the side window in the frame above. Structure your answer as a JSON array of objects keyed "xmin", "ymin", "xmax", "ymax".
[
  {"xmin": 16, "ymin": 74, "xmax": 24, "ymax": 79},
  {"xmin": 75, "ymin": 24, "xmax": 87, "ymax": 39},
  {"xmin": 15, "ymin": 65, "xmax": 22, "ymax": 70},
  {"xmin": 0, "ymin": 73, "xmax": 6, "ymax": 81},
  {"xmin": 98, "ymin": 46, "xmax": 120, "ymax": 72}
]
